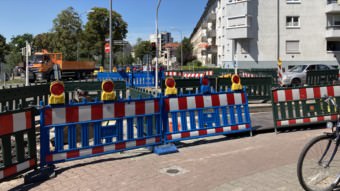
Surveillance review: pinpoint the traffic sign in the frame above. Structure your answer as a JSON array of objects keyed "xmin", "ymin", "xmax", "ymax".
[{"xmin": 105, "ymin": 43, "xmax": 110, "ymax": 53}]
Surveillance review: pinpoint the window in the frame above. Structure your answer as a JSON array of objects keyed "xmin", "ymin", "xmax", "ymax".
[
  {"xmin": 286, "ymin": 16, "xmax": 300, "ymax": 28},
  {"xmin": 286, "ymin": 40, "xmax": 300, "ymax": 53},
  {"xmin": 287, "ymin": 0, "xmax": 301, "ymax": 3},
  {"xmin": 327, "ymin": 41, "xmax": 340, "ymax": 51}
]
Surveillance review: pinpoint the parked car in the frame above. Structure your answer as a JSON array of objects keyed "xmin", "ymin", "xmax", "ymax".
[{"xmin": 281, "ymin": 64, "xmax": 336, "ymax": 86}]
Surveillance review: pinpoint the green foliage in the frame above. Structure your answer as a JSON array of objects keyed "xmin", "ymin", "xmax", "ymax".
[
  {"xmin": 115, "ymin": 52, "xmax": 134, "ymax": 66},
  {"xmin": 84, "ymin": 7, "xmax": 128, "ymax": 66},
  {"xmin": 33, "ymin": 33, "xmax": 56, "ymax": 52},
  {"xmin": 175, "ymin": 37, "xmax": 194, "ymax": 65},
  {"xmin": 53, "ymin": 7, "xmax": 82, "ymax": 61},
  {"xmin": 134, "ymin": 41, "xmax": 153, "ymax": 63},
  {"xmin": 8, "ymin": 33, "xmax": 33, "ymax": 53},
  {"xmin": 0, "ymin": 34, "xmax": 8, "ymax": 63}
]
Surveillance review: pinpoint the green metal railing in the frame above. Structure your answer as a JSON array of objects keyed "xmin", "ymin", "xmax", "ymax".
[
  {"xmin": 0, "ymin": 80, "xmax": 127, "ymax": 112},
  {"xmin": 129, "ymin": 87, "xmax": 160, "ymax": 99},
  {"xmin": 217, "ymin": 77, "xmax": 273, "ymax": 101},
  {"xmin": 306, "ymin": 69, "xmax": 339, "ymax": 85}
]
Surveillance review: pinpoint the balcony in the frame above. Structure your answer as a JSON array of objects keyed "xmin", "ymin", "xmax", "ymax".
[
  {"xmin": 201, "ymin": 21, "xmax": 208, "ymax": 29},
  {"xmin": 326, "ymin": 26, "xmax": 340, "ymax": 38},
  {"xmin": 226, "ymin": 15, "xmax": 253, "ymax": 39},
  {"xmin": 208, "ymin": 13, "xmax": 216, "ymax": 21},
  {"xmin": 201, "ymin": 36, "xmax": 208, "ymax": 42},
  {"xmin": 226, "ymin": 0, "xmax": 250, "ymax": 17},
  {"xmin": 326, "ymin": 0, "xmax": 340, "ymax": 13},
  {"xmin": 207, "ymin": 45, "xmax": 218, "ymax": 54},
  {"xmin": 207, "ymin": 30, "xmax": 216, "ymax": 37}
]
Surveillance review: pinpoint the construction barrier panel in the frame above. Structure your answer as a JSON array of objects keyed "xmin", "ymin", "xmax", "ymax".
[
  {"xmin": 162, "ymin": 90, "xmax": 252, "ymax": 143},
  {"xmin": 39, "ymin": 98, "xmax": 162, "ymax": 166},
  {"xmin": 0, "ymin": 108, "xmax": 37, "ymax": 181},
  {"xmin": 217, "ymin": 77, "xmax": 273, "ymax": 101},
  {"xmin": 130, "ymin": 72, "xmax": 155, "ymax": 87},
  {"xmin": 271, "ymin": 85, "xmax": 340, "ymax": 132}
]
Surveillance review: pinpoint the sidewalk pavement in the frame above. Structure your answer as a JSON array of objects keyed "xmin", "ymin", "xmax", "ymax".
[{"xmin": 1, "ymin": 123, "xmax": 326, "ymax": 191}]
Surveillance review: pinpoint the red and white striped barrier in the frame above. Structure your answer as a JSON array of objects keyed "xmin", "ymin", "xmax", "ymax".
[
  {"xmin": 277, "ymin": 115, "xmax": 337, "ymax": 127},
  {"xmin": 0, "ymin": 159, "xmax": 36, "ymax": 180},
  {"xmin": 164, "ymin": 93, "xmax": 246, "ymax": 112},
  {"xmin": 165, "ymin": 71, "xmax": 182, "ymax": 77},
  {"xmin": 0, "ymin": 111, "xmax": 32, "ymax": 136},
  {"xmin": 44, "ymin": 99, "xmax": 160, "ymax": 126},
  {"xmin": 166, "ymin": 124, "xmax": 250, "ymax": 140},
  {"xmin": 46, "ymin": 137, "xmax": 161, "ymax": 163},
  {"xmin": 272, "ymin": 86, "xmax": 340, "ymax": 103}
]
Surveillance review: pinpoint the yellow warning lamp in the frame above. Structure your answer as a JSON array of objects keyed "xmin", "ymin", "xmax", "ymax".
[
  {"xmin": 99, "ymin": 66, "xmax": 104, "ymax": 72},
  {"xmin": 165, "ymin": 77, "xmax": 177, "ymax": 96},
  {"xmin": 101, "ymin": 80, "xmax": 116, "ymax": 101},
  {"xmin": 231, "ymin": 74, "xmax": 243, "ymax": 91},
  {"xmin": 48, "ymin": 81, "xmax": 65, "ymax": 105},
  {"xmin": 126, "ymin": 66, "xmax": 131, "ymax": 73}
]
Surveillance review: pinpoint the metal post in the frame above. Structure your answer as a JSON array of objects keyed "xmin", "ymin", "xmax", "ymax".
[
  {"xmin": 109, "ymin": 0, "xmax": 113, "ymax": 73},
  {"xmin": 180, "ymin": 32, "xmax": 183, "ymax": 71},
  {"xmin": 155, "ymin": 0, "xmax": 162, "ymax": 89},
  {"xmin": 25, "ymin": 41, "xmax": 29, "ymax": 86}
]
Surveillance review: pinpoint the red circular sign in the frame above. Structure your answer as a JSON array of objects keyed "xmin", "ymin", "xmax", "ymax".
[{"xmin": 105, "ymin": 43, "xmax": 110, "ymax": 53}]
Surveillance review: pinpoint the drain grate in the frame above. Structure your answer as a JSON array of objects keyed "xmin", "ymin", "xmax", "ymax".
[
  {"xmin": 166, "ymin": 169, "xmax": 180, "ymax": 174},
  {"xmin": 160, "ymin": 166, "xmax": 189, "ymax": 176}
]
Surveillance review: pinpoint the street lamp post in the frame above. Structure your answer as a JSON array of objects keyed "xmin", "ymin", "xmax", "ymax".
[
  {"xmin": 109, "ymin": 0, "xmax": 113, "ymax": 73},
  {"xmin": 155, "ymin": 0, "xmax": 162, "ymax": 89}
]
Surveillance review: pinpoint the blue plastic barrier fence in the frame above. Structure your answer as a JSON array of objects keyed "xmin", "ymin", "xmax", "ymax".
[
  {"xmin": 162, "ymin": 90, "xmax": 252, "ymax": 143},
  {"xmin": 131, "ymin": 72, "xmax": 155, "ymax": 87},
  {"xmin": 39, "ymin": 98, "xmax": 162, "ymax": 166}
]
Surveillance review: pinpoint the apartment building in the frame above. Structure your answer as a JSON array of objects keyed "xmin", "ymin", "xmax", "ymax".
[
  {"xmin": 190, "ymin": 0, "xmax": 218, "ymax": 66},
  {"xmin": 192, "ymin": 0, "xmax": 340, "ymax": 69}
]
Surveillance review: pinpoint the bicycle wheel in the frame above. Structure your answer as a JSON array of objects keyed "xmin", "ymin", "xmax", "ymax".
[{"xmin": 297, "ymin": 134, "xmax": 340, "ymax": 191}]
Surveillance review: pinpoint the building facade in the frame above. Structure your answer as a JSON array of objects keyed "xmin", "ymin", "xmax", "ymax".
[
  {"xmin": 190, "ymin": 0, "xmax": 218, "ymax": 67},
  {"xmin": 191, "ymin": 0, "xmax": 340, "ymax": 69}
]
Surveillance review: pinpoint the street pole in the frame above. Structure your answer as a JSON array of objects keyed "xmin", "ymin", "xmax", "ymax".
[
  {"xmin": 25, "ymin": 41, "xmax": 29, "ymax": 86},
  {"xmin": 109, "ymin": 0, "xmax": 113, "ymax": 73},
  {"xmin": 155, "ymin": 0, "xmax": 162, "ymax": 89}
]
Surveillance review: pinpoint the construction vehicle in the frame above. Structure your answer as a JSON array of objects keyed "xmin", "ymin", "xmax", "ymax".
[{"xmin": 28, "ymin": 50, "xmax": 96, "ymax": 82}]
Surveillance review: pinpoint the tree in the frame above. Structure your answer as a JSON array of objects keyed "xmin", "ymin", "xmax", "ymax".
[
  {"xmin": 175, "ymin": 37, "xmax": 194, "ymax": 65},
  {"xmin": 6, "ymin": 33, "xmax": 33, "ymax": 69},
  {"xmin": 0, "ymin": 34, "xmax": 8, "ymax": 63},
  {"xmin": 53, "ymin": 7, "xmax": 82, "ymax": 60},
  {"xmin": 114, "ymin": 52, "xmax": 134, "ymax": 66},
  {"xmin": 134, "ymin": 41, "xmax": 153, "ymax": 64},
  {"xmin": 33, "ymin": 32, "xmax": 56, "ymax": 52},
  {"xmin": 84, "ymin": 7, "xmax": 128, "ymax": 66}
]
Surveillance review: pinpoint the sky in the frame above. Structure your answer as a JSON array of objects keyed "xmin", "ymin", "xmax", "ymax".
[{"xmin": 0, "ymin": 0, "xmax": 207, "ymax": 45}]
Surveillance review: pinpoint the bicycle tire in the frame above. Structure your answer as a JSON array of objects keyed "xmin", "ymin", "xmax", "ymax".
[{"xmin": 297, "ymin": 134, "xmax": 340, "ymax": 191}]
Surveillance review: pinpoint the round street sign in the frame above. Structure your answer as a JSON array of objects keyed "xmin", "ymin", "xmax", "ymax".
[{"xmin": 105, "ymin": 43, "xmax": 110, "ymax": 53}]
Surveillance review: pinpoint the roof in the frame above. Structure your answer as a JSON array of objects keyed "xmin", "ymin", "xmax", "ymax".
[{"xmin": 163, "ymin": 42, "xmax": 180, "ymax": 49}]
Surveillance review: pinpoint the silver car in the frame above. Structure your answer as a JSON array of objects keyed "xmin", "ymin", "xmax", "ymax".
[{"xmin": 281, "ymin": 64, "xmax": 335, "ymax": 86}]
